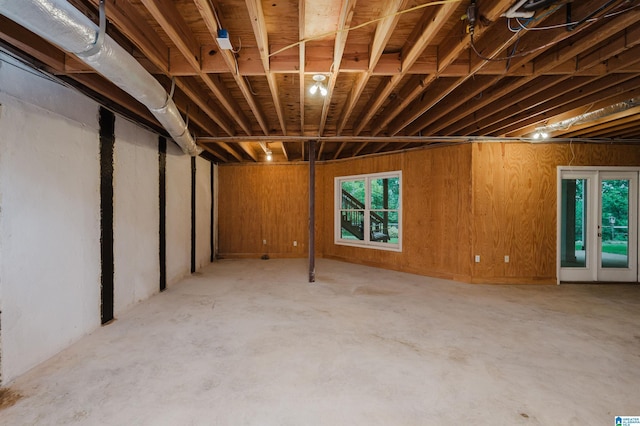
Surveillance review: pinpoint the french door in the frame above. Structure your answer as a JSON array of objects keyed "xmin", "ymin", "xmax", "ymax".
[{"xmin": 558, "ymin": 168, "xmax": 638, "ymax": 282}]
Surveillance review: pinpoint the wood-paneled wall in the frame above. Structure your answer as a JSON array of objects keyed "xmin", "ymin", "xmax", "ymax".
[
  {"xmin": 217, "ymin": 163, "xmax": 309, "ymax": 257},
  {"xmin": 319, "ymin": 145, "xmax": 473, "ymax": 281},
  {"xmin": 217, "ymin": 142, "xmax": 640, "ymax": 284},
  {"xmin": 472, "ymin": 142, "xmax": 640, "ymax": 284}
]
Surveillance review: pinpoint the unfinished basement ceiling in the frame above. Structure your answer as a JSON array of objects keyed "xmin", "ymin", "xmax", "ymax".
[{"xmin": 1, "ymin": 0, "xmax": 640, "ymax": 162}]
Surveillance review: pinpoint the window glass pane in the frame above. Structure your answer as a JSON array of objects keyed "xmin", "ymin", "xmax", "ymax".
[
  {"xmin": 370, "ymin": 210, "xmax": 398, "ymax": 244},
  {"xmin": 370, "ymin": 177, "xmax": 400, "ymax": 210},
  {"xmin": 561, "ymin": 178, "xmax": 587, "ymax": 267},
  {"xmin": 340, "ymin": 210, "xmax": 365, "ymax": 241},
  {"xmin": 341, "ymin": 180, "xmax": 365, "ymax": 208},
  {"xmin": 335, "ymin": 172, "xmax": 401, "ymax": 251},
  {"xmin": 601, "ymin": 179, "xmax": 629, "ymax": 268}
]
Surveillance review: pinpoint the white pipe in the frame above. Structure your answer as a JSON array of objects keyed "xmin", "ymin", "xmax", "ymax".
[{"xmin": 0, "ymin": 0, "xmax": 202, "ymax": 156}]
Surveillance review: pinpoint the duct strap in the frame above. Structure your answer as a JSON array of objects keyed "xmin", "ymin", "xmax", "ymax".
[{"xmin": 78, "ymin": 0, "xmax": 106, "ymax": 58}]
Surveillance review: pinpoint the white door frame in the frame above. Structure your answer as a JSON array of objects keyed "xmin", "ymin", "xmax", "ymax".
[{"xmin": 557, "ymin": 166, "xmax": 640, "ymax": 284}]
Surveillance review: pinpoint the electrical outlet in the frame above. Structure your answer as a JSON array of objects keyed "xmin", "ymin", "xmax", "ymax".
[
  {"xmin": 293, "ymin": 241, "xmax": 297, "ymax": 247},
  {"xmin": 475, "ymin": 255, "xmax": 480, "ymax": 263},
  {"xmin": 263, "ymin": 239, "xmax": 267, "ymax": 245},
  {"xmin": 504, "ymin": 255, "xmax": 510, "ymax": 263}
]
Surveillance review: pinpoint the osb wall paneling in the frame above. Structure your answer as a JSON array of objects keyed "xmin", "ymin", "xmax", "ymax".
[
  {"xmin": 217, "ymin": 164, "xmax": 309, "ymax": 257},
  {"xmin": 471, "ymin": 142, "xmax": 640, "ymax": 284}
]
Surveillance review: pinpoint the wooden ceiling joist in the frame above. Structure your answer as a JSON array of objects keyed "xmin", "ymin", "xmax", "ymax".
[{"xmin": 3, "ymin": 0, "xmax": 640, "ymax": 162}]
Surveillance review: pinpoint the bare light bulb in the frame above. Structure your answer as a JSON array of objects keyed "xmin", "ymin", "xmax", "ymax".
[
  {"xmin": 319, "ymin": 85, "xmax": 327, "ymax": 96},
  {"xmin": 266, "ymin": 149, "xmax": 273, "ymax": 161},
  {"xmin": 309, "ymin": 84, "xmax": 318, "ymax": 95}
]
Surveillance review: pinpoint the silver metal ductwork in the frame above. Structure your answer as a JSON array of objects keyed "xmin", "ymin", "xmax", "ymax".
[
  {"xmin": 0, "ymin": 0, "xmax": 202, "ymax": 156},
  {"xmin": 535, "ymin": 98, "xmax": 640, "ymax": 135}
]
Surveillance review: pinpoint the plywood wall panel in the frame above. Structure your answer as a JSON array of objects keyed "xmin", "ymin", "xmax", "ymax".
[
  {"xmin": 218, "ymin": 164, "xmax": 308, "ymax": 257},
  {"xmin": 471, "ymin": 142, "xmax": 640, "ymax": 284},
  {"xmin": 472, "ymin": 143, "xmax": 506, "ymax": 279},
  {"xmin": 218, "ymin": 142, "xmax": 640, "ymax": 283},
  {"xmin": 402, "ymin": 145, "xmax": 473, "ymax": 278},
  {"xmin": 319, "ymin": 154, "xmax": 405, "ymax": 271},
  {"xmin": 320, "ymin": 146, "xmax": 473, "ymax": 281}
]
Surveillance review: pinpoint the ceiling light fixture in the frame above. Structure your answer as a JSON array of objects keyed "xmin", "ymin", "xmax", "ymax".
[
  {"xmin": 310, "ymin": 74, "xmax": 327, "ymax": 97},
  {"xmin": 266, "ymin": 149, "xmax": 273, "ymax": 161},
  {"xmin": 532, "ymin": 131, "xmax": 548, "ymax": 139}
]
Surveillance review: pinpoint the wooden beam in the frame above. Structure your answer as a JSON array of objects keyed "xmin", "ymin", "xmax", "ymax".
[
  {"xmin": 299, "ymin": 0, "xmax": 306, "ymax": 136},
  {"xmin": 193, "ymin": 0, "xmax": 270, "ymax": 135},
  {"xmin": 197, "ymin": 135, "xmax": 640, "ymax": 144},
  {"xmin": 238, "ymin": 142, "xmax": 258, "ymax": 162},
  {"xmin": 200, "ymin": 74, "xmax": 253, "ymax": 135},
  {"xmin": 353, "ymin": 2, "xmax": 459, "ymax": 135},
  {"xmin": 319, "ymin": 0, "xmax": 357, "ymax": 135},
  {"xmin": 498, "ymin": 75, "xmax": 640, "ymax": 137},
  {"xmin": 351, "ymin": 142, "xmax": 368, "ymax": 157},
  {"xmin": 333, "ymin": 141, "xmax": 347, "ymax": 159},
  {"xmin": 336, "ymin": 0, "xmax": 409, "ymax": 135},
  {"xmin": 138, "ymin": 0, "xmax": 254, "ymax": 135},
  {"xmin": 373, "ymin": 0, "xmax": 515, "ymax": 136},
  {"xmin": 398, "ymin": 75, "xmax": 501, "ymax": 136},
  {"xmin": 245, "ymin": 0, "xmax": 287, "ymax": 135},
  {"xmin": 72, "ymin": 73, "xmax": 157, "ymax": 124},
  {"xmin": 140, "ymin": 0, "xmax": 200, "ymax": 70},
  {"xmin": 85, "ymin": 0, "xmax": 169, "ymax": 73},
  {"xmin": 175, "ymin": 77, "xmax": 236, "ymax": 136},
  {"xmin": 200, "ymin": 143, "xmax": 229, "ymax": 162},
  {"xmin": 558, "ymin": 107, "xmax": 640, "ymax": 138},
  {"xmin": 416, "ymin": 3, "xmax": 640, "ymax": 136},
  {"xmin": 493, "ymin": 74, "xmax": 640, "ymax": 136}
]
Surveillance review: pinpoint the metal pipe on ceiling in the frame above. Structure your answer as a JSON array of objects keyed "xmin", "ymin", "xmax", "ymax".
[{"xmin": 0, "ymin": 0, "xmax": 201, "ymax": 156}]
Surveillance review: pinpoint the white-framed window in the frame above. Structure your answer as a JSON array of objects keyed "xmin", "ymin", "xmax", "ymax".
[{"xmin": 334, "ymin": 171, "xmax": 402, "ymax": 252}]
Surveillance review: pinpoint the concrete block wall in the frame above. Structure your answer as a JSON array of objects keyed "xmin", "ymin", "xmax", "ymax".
[
  {"xmin": 113, "ymin": 119, "xmax": 160, "ymax": 315},
  {"xmin": 166, "ymin": 143, "xmax": 192, "ymax": 286},
  {"xmin": 0, "ymin": 53, "xmax": 213, "ymax": 385}
]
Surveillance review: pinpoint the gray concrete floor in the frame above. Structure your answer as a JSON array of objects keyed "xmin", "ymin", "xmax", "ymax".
[{"xmin": 2, "ymin": 259, "xmax": 639, "ymax": 425}]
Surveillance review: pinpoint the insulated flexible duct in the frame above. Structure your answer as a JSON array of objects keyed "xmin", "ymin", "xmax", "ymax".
[{"xmin": 0, "ymin": 0, "xmax": 201, "ymax": 156}]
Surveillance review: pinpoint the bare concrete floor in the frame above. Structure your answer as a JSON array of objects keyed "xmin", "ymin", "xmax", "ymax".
[{"xmin": 2, "ymin": 259, "xmax": 639, "ymax": 425}]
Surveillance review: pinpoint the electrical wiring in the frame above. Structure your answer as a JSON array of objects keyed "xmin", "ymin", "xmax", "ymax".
[
  {"xmin": 472, "ymin": 1, "xmax": 638, "ymax": 62},
  {"xmin": 268, "ymin": 0, "xmax": 463, "ymax": 58},
  {"xmin": 513, "ymin": 3, "xmax": 640, "ymax": 31},
  {"xmin": 470, "ymin": 32, "xmax": 559, "ymax": 61}
]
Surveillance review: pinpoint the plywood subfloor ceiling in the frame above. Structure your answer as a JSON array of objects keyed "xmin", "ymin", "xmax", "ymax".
[{"xmin": 2, "ymin": 0, "xmax": 640, "ymax": 162}]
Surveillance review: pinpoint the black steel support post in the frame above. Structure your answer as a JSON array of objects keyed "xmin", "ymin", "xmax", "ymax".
[{"xmin": 308, "ymin": 140, "xmax": 316, "ymax": 283}]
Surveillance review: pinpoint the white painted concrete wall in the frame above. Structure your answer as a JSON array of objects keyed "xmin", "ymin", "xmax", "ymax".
[
  {"xmin": 0, "ymin": 55, "xmax": 101, "ymax": 384},
  {"xmin": 196, "ymin": 157, "xmax": 212, "ymax": 269},
  {"xmin": 0, "ymin": 54, "xmax": 213, "ymax": 384},
  {"xmin": 113, "ymin": 119, "xmax": 160, "ymax": 315},
  {"xmin": 166, "ymin": 143, "xmax": 192, "ymax": 286}
]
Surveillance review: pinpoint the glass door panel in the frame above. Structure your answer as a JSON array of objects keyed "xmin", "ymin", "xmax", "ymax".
[
  {"xmin": 597, "ymin": 172, "xmax": 637, "ymax": 282},
  {"xmin": 560, "ymin": 178, "xmax": 588, "ymax": 268},
  {"xmin": 559, "ymin": 172, "xmax": 595, "ymax": 281},
  {"xmin": 559, "ymin": 169, "xmax": 638, "ymax": 283}
]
